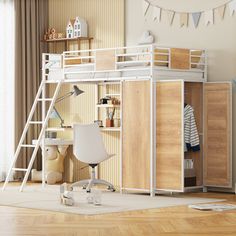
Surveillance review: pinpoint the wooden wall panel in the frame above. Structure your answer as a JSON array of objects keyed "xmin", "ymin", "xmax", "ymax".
[
  {"xmin": 203, "ymin": 83, "xmax": 232, "ymax": 187},
  {"xmin": 95, "ymin": 50, "xmax": 116, "ymax": 71},
  {"xmin": 170, "ymin": 48, "xmax": 190, "ymax": 70},
  {"xmin": 48, "ymin": 0, "xmax": 124, "ymax": 187},
  {"xmin": 122, "ymin": 81, "xmax": 150, "ymax": 190},
  {"xmin": 156, "ymin": 81, "xmax": 183, "ymax": 191}
]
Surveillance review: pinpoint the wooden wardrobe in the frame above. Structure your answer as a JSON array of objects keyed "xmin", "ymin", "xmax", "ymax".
[{"xmin": 122, "ymin": 80, "xmax": 232, "ymax": 194}]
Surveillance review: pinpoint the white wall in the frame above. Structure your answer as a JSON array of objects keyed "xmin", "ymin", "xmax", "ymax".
[
  {"xmin": 126, "ymin": 0, "xmax": 236, "ymax": 189},
  {"xmin": 126, "ymin": 0, "xmax": 236, "ymax": 82}
]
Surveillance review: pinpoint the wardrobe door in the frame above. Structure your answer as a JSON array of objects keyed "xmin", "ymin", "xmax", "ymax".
[
  {"xmin": 203, "ymin": 82, "xmax": 232, "ymax": 187},
  {"xmin": 122, "ymin": 81, "xmax": 150, "ymax": 190},
  {"xmin": 156, "ymin": 81, "xmax": 184, "ymax": 191}
]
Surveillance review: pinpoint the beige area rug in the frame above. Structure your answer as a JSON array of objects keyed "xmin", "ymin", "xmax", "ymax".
[{"xmin": 0, "ymin": 185, "xmax": 224, "ymax": 215}]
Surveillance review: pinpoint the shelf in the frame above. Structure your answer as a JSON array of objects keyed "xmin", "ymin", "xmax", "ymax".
[
  {"xmin": 104, "ymin": 93, "xmax": 121, "ymax": 97},
  {"xmin": 100, "ymin": 127, "xmax": 121, "ymax": 132},
  {"xmin": 96, "ymin": 104, "xmax": 120, "ymax": 108},
  {"xmin": 41, "ymin": 37, "xmax": 93, "ymax": 43},
  {"xmin": 41, "ymin": 37, "xmax": 93, "ymax": 52},
  {"xmin": 46, "ymin": 127, "xmax": 120, "ymax": 132}
]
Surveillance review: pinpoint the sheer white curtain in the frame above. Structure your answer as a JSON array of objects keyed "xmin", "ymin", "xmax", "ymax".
[{"xmin": 0, "ymin": 0, "xmax": 15, "ymax": 181}]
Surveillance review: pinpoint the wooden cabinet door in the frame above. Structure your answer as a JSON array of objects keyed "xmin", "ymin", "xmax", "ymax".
[
  {"xmin": 203, "ymin": 82, "xmax": 232, "ymax": 187},
  {"xmin": 156, "ymin": 81, "xmax": 184, "ymax": 191},
  {"xmin": 122, "ymin": 81, "xmax": 150, "ymax": 190}
]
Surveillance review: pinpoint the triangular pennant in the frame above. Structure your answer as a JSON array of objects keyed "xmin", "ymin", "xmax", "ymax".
[
  {"xmin": 192, "ymin": 12, "xmax": 201, "ymax": 28},
  {"xmin": 205, "ymin": 10, "xmax": 214, "ymax": 26},
  {"xmin": 217, "ymin": 5, "xmax": 226, "ymax": 19},
  {"xmin": 143, "ymin": 0, "xmax": 150, "ymax": 16},
  {"xmin": 167, "ymin": 10, "xmax": 175, "ymax": 25},
  {"xmin": 229, "ymin": 0, "xmax": 236, "ymax": 16},
  {"xmin": 180, "ymin": 13, "xmax": 188, "ymax": 27},
  {"xmin": 152, "ymin": 6, "xmax": 161, "ymax": 22}
]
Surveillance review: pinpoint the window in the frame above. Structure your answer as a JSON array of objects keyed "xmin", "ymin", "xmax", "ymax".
[{"xmin": 0, "ymin": 0, "xmax": 15, "ymax": 181}]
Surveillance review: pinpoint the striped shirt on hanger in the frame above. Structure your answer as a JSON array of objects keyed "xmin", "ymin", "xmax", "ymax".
[{"xmin": 184, "ymin": 104, "xmax": 200, "ymax": 152}]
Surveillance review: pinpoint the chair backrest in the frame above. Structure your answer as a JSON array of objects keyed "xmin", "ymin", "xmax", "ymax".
[{"xmin": 73, "ymin": 123, "xmax": 109, "ymax": 164}]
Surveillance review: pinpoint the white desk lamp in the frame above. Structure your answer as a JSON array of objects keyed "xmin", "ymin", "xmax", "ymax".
[{"xmin": 49, "ymin": 85, "xmax": 84, "ymax": 128}]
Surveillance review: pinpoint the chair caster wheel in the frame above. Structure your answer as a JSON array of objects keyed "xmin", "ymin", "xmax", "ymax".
[
  {"xmin": 86, "ymin": 189, "xmax": 91, "ymax": 193},
  {"xmin": 107, "ymin": 186, "xmax": 115, "ymax": 192},
  {"xmin": 82, "ymin": 185, "xmax": 87, "ymax": 189}
]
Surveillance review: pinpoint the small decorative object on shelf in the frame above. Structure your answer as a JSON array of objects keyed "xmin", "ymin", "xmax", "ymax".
[
  {"xmin": 94, "ymin": 120, "xmax": 103, "ymax": 127},
  {"xmin": 98, "ymin": 96, "xmax": 120, "ymax": 106},
  {"xmin": 106, "ymin": 107, "xmax": 115, "ymax": 127},
  {"xmin": 99, "ymin": 96, "xmax": 110, "ymax": 105},
  {"xmin": 66, "ymin": 16, "xmax": 88, "ymax": 39},
  {"xmin": 106, "ymin": 119, "xmax": 114, "ymax": 127},
  {"xmin": 44, "ymin": 28, "xmax": 64, "ymax": 40},
  {"xmin": 114, "ymin": 118, "xmax": 120, "ymax": 128},
  {"xmin": 111, "ymin": 97, "xmax": 120, "ymax": 105}
]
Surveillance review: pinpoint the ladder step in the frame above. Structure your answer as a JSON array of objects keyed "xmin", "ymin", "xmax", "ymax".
[
  {"xmin": 44, "ymin": 80, "xmax": 62, "ymax": 84},
  {"xmin": 29, "ymin": 121, "xmax": 43, "ymax": 124},
  {"xmin": 2, "ymin": 79, "xmax": 62, "ymax": 192},
  {"xmin": 12, "ymin": 168, "xmax": 28, "ymax": 172},
  {"xmin": 37, "ymin": 98, "xmax": 53, "ymax": 102},
  {"xmin": 21, "ymin": 144, "xmax": 36, "ymax": 148}
]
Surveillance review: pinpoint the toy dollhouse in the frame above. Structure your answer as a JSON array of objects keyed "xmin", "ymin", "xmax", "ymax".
[
  {"xmin": 66, "ymin": 19, "xmax": 75, "ymax": 38},
  {"xmin": 66, "ymin": 17, "xmax": 88, "ymax": 38}
]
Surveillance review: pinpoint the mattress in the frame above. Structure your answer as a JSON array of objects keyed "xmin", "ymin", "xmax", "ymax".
[
  {"xmin": 48, "ymin": 64, "xmax": 121, "ymax": 80},
  {"xmin": 47, "ymin": 62, "xmax": 204, "ymax": 82},
  {"xmin": 153, "ymin": 68, "xmax": 205, "ymax": 81}
]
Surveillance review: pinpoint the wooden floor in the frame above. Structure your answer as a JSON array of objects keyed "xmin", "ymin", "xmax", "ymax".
[{"xmin": 0, "ymin": 188, "xmax": 236, "ymax": 236}]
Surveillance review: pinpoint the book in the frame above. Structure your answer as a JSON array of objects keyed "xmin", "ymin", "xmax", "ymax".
[{"xmin": 189, "ymin": 203, "xmax": 236, "ymax": 212}]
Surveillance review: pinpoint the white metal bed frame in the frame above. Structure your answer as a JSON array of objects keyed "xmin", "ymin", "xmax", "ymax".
[
  {"xmin": 2, "ymin": 44, "xmax": 207, "ymax": 194},
  {"xmin": 44, "ymin": 44, "xmax": 207, "ymax": 83},
  {"xmin": 44, "ymin": 44, "xmax": 207, "ymax": 196}
]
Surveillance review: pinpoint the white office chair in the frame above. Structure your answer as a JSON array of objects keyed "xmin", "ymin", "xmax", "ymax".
[{"xmin": 70, "ymin": 123, "xmax": 115, "ymax": 192}]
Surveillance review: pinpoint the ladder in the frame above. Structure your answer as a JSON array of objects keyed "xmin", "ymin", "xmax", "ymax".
[{"xmin": 2, "ymin": 79, "xmax": 62, "ymax": 192}]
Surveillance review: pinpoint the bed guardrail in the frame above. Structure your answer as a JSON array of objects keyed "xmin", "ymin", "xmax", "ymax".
[{"xmin": 42, "ymin": 45, "xmax": 207, "ymax": 82}]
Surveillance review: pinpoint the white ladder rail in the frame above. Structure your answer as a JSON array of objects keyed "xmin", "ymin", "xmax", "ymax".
[
  {"xmin": 19, "ymin": 81, "xmax": 62, "ymax": 192},
  {"xmin": 2, "ymin": 80, "xmax": 46, "ymax": 190},
  {"xmin": 2, "ymin": 79, "xmax": 63, "ymax": 191}
]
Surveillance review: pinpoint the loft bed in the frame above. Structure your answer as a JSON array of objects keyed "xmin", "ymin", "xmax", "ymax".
[
  {"xmin": 3, "ymin": 45, "xmax": 208, "ymax": 193},
  {"xmin": 43, "ymin": 45, "xmax": 207, "ymax": 83}
]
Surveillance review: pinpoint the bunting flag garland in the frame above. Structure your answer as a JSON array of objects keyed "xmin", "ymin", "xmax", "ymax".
[
  {"xmin": 205, "ymin": 10, "xmax": 214, "ymax": 26},
  {"xmin": 217, "ymin": 5, "xmax": 226, "ymax": 19},
  {"xmin": 180, "ymin": 13, "xmax": 188, "ymax": 27},
  {"xmin": 152, "ymin": 6, "xmax": 161, "ymax": 22},
  {"xmin": 167, "ymin": 10, "xmax": 175, "ymax": 25},
  {"xmin": 143, "ymin": 0, "xmax": 150, "ymax": 16},
  {"xmin": 143, "ymin": 0, "xmax": 236, "ymax": 28},
  {"xmin": 229, "ymin": 0, "xmax": 236, "ymax": 16},
  {"xmin": 192, "ymin": 12, "xmax": 201, "ymax": 28}
]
